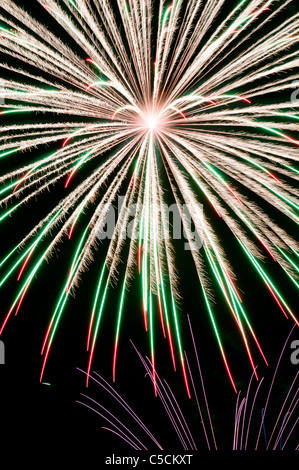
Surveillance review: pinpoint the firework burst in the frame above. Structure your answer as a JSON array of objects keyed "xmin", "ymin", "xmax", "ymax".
[{"xmin": 0, "ymin": 0, "xmax": 298, "ymax": 393}]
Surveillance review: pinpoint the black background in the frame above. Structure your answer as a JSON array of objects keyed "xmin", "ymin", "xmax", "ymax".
[{"xmin": 0, "ymin": 0, "xmax": 298, "ymax": 462}]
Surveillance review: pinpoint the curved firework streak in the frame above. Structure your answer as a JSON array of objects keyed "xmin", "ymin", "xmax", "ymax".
[
  {"xmin": 77, "ymin": 322, "xmax": 298, "ymax": 451},
  {"xmin": 0, "ymin": 0, "xmax": 298, "ymax": 393}
]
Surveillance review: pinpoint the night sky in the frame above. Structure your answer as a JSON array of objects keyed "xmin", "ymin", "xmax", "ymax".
[{"xmin": 0, "ymin": 0, "xmax": 298, "ymax": 462}]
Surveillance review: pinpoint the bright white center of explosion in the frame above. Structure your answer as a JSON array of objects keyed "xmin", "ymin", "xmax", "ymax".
[
  {"xmin": 140, "ymin": 112, "xmax": 162, "ymax": 131},
  {"xmin": 146, "ymin": 114, "xmax": 159, "ymax": 129}
]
